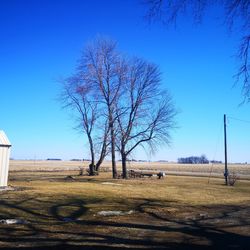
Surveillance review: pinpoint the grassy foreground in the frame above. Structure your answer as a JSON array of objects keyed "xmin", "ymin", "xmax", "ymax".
[{"xmin": 0, "ymin": 171, "xmax": 250, "ymax": 249}]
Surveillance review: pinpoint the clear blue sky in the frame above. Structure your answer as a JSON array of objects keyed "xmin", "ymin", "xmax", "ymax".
[{"xmin": 0, "ymin": 0, "xmax": 249, "ymax": 162}]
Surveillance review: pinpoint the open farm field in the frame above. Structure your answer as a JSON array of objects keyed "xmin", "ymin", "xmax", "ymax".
[
  {"xmin": 1, "ymin": 166, "xmax": 250, "ymax": 249},
  {"xmin": 9, "ymin": 160, "xmax": 250, "ymax": 180}
]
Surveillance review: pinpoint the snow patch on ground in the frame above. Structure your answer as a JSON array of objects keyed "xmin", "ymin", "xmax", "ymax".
[
  {"xmin": 0, "ymin": 219, "xmax": 28, "ymax": 225},
  {"xmin": 97, "ymin": 210, "xmax": 134, "ymax": 216},
  {"xmin": 101, "ymin": 182, "xmax": 123, "ymax": 186}
]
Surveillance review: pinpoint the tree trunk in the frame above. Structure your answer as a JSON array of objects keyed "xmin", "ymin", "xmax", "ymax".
[
  {"xmin": 95, "ymin": 129, "xmax": 108, "ymax": 172},
  {"xmin": 89, "ymin": 163, "xmax": 95, "ymax": 176},
  {"xmin": 95, "ymin": 154, "xmax": 105, "ymax": 172},
  {"xmin": 121, "ymin": 152, "xmax": 127, "ymax": 179},
  {"xmin": 109, "ymin": 112, "xmax": 117, "ymax": 178},
  {"xmin": 110, "ymin": 126, "xmax": 117, "ymax": 178},
  {"xmin": 88, "ymin": 135, "xmax": 95, "ymax": 176}
]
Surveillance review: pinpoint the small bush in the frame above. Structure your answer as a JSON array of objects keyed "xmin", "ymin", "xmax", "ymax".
[{"xmin": 228, "ymin": 172, "xmax": 239, "ymax": 186}]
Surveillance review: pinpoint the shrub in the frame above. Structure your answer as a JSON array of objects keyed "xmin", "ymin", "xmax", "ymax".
[{"xmin": 228, "ymin": 172, "xmax": 239, "ymax": 186}]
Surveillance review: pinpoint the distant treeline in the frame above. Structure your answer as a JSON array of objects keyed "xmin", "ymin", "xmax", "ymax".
[
  {"xmin": 178, "ymin": 155, "xmax": 209, "ymax": 164},
  {"xmin": 210, "ymin": 160, "xmax": 222, "ymax": 164}
]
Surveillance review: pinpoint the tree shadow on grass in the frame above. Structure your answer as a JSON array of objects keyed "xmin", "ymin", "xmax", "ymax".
[{"xmin": 0, "ymin": 197, "xmax": 250, "ymax": 249}]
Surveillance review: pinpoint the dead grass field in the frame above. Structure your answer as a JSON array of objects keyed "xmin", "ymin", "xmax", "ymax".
[
  {"xmin": 1, "ymin": 162, "xmax": 250, "ymax": 249},
  {"xmin": 10, "ymin": 160, "xmax": 250, "ymax": 179}
]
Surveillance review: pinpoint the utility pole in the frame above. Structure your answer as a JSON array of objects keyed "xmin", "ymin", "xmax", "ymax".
[{"xmin": 224, "ymin": 114, "xmax": 228, "ymax": 185}]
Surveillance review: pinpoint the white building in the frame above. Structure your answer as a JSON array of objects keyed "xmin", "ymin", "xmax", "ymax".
[{"xmin": 0, "ymin": 131, "xmax": 11, "ymax": 187}]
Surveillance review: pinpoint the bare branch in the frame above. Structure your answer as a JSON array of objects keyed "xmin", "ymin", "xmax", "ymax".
[
  {"xmin": 143, "ymin": 0, "xmax": 250, "ymax": 102},
  {"xmin": 235, "ymin": 35, "xmax": 250, "ymax": 102}
]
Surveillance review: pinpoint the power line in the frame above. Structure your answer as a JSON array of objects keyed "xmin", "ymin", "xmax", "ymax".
[{"xmin": 228, "ymin": 116, "xmax": 250, "ymax": 124}]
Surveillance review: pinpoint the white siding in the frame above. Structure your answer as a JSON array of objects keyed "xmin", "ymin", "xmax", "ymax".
[{"xmin": 0, "ymin": 131, "xmax": 11, "ymax": 187}]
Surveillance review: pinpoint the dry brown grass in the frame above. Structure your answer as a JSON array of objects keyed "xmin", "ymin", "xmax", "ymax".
[
  {"xmin": 10, "ymin": 160, "xmax": 250, "ymax": 179},
  {"xmin": 0, "ymin": 168, "xmax": 250, "ymax": 249}
]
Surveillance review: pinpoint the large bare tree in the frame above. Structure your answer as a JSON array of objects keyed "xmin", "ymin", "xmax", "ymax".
[
  {"xmin": 116, "ymin": 58, "xmax": 177, "ymax": 178},
  {"xmin": 76, "ymin": 38, "xmax": 126, "ymax": 178},
  {"xmin": 62, "ymin": 38, "xmax": 177, "ymax": 178},
  {"xmin": 144, "ymin": 0, "xmax": 250, "ymax": 102}
]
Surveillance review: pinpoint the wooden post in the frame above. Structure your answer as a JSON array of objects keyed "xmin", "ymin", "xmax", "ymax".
[{"xmin": 224, "ymin": 114, "xmax": 228, "ymax": 185}]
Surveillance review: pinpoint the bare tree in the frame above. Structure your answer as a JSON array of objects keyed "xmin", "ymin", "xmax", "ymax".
[
  {"xmin": 116, "ymin": 58, "xmax": 177, "ymax": 178},
  {"xmin": 62, "ymin": 38, "xmax": 177, "ymax": 178},
  {"xmin": 61, "ymin": 75, "xmax": 109, "ymax": 175},
  {"xmin": 144, "ymin": 0, "xmax": 250, "ymax": 102},
  {"xmin": 76, "ymin": 38, "xmax": 127, "ymax": 178}
]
